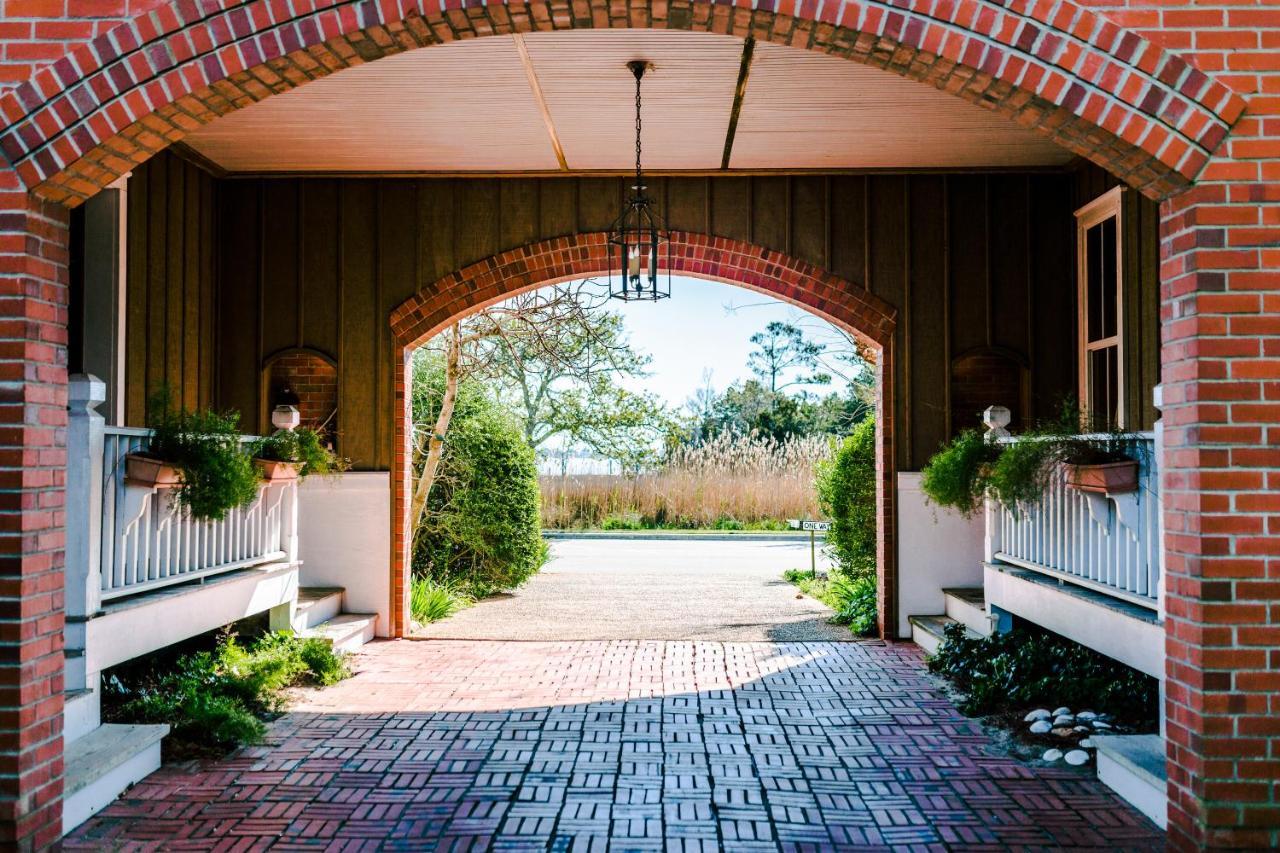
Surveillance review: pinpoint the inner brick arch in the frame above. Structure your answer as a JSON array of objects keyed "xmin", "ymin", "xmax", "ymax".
[
  {"xmin": 387, "ymin": 232, "xmax": 897, "ymax": 640},
  {"xmin": 0, "ymin": 0, "xmax": 1249, "ymax": 206}
]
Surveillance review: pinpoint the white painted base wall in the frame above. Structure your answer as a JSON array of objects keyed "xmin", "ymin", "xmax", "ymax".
[
  {"xmin": 896, "ymin": 473, "xmax": 984, "ymax": 637},
  {"xmin": 298, "ymin": 472, "xmax": 391, "ymax": 637},
  {"xmin": 984, "ymin": 563, "xmax": 1165, "ymax": 677},
  {"xmin": 86, "ymin": 564, "xmax": 298, "ymax": 673}
]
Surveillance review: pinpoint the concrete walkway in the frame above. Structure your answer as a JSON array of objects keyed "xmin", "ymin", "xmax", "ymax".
[
  {"xmin": 68, "ymin": 639, "xmax": 1165, "ymax": 849},
  {"xmin": 417, "ymin": 538, "xmax": 848, "ymax": 642}
]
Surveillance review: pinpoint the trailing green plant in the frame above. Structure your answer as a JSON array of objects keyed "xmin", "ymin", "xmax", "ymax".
[
  {"xmin": 145, "ymin": 390, "xmax": 261, "ymax": 521},
  {"xmin": 410, "ymin": 575, "xmax": 473, "ymax": 623},
  {"xmin": 104, "ymin": 629, "xmax": 351, "ymax": 755},
  {"xmin": 815, "ymin": 418, "xmax": 877, "ymax": 576},
  {"xmin": 927, "ymin": 622, "xmax": 1158, "ymax": 723},
  {"xmin": 919, "ymin": 429, "xmax": 999, "ymax": 517},
  {"xmin": 921, "ymin": 401, "xmax": 1147, "ymax": 514},
  {"xmin": 254, "ymin": 427, "xmax": 348, "ymax": 478}
]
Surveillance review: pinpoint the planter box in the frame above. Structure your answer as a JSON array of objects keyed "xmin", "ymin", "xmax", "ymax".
[
  {"xmin": 1064, "ymin": 460, "xmax": 1138, "ymax": 495},
  {"xmin": 125, "ymin": 454, "xmax": 182, "ymax": 488},
  {"xmin": 255, "ymin": 459, "xmax": 299, "ymax": 481}
]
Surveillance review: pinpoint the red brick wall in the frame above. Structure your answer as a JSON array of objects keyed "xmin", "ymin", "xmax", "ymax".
[
  {"xmin": 265, "ymin": 350, "xmax": 337, "ymax": 445},
  {"xmin": 0, "ymin": 171, "xmax": 68, "ymax": 851}
]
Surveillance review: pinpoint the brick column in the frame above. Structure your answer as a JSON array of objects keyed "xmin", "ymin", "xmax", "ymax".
[
  {"xmin": 1159, "ymin": 169, "xmax": 1280, "ymax": 849},
  {"xmin": 0, "ymin": 174, "xmax": 69, "ymax": 849}
]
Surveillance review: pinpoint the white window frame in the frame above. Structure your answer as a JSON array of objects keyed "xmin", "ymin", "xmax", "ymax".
[{"xmin": 1075, "ymin": 186, "xmax": 1125, "ymax": 429}]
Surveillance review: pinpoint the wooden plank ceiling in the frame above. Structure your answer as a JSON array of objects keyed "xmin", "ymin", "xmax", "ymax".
[{"xmin": 182, "ymin": 30, "xmax": 1071, "ymax": 174}]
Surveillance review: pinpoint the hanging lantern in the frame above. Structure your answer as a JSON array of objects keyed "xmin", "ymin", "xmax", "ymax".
[{"xmin": 608, "ymin": 60, "xmax": 670, "ymax": 302}]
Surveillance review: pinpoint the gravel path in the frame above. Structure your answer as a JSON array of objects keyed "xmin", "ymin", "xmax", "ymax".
[{"xmin": 415, "ymin": 537, "xmax": 852, "ymax": 641}]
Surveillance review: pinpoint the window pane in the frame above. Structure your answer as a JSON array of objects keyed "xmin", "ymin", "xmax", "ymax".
[
  {"xmin": 1088, "ymin": 345, "xmax": 1120, "ymax": 429},
  {"xmin": 1087, "ymin": 223, "xmax": 1103, "ymax": 341},
  {"xmin": 1101, "ymin": 216, "xmax": 1118, "ymax": 339}
]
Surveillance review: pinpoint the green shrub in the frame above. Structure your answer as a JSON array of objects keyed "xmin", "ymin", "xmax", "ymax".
[
  {"xmin": 919, "ymin": 429, "xmax": 999, "ymax": 516},
  {"xmin": 815, "ymin": 418, "xmax": 876, "ymax": 576},
  {"xmin": 254, "ymin": 427, "xmax": 348, "ymax": 478},
  {"xmin": 600, "ymin": 512, "xmax": 644, "ymax": 531},
  {"xmin": 410, "ymin": 576, "xmax": 473, "ymax": 623},
  {"xmin": 105, "ymin": 630, "xmax": 351, "ymax": 755},
  {"xmin": 146, "ymin": 390, "xmax": 261, "ymax": 521},
  {"xmin": 927, "ymin": 622, "xmax": 1158, "ymax": 723},
  {"xmin": 412, "ymin": 357, "xmax": 548, "ymax": 597}
]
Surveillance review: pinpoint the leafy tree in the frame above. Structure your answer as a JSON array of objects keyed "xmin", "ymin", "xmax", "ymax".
[
  {"xmin": 412, "ymin": 356, "xmax": 546, "ymax": 595},
  {"xmin": 747, "ymin": 321, "xmax": 831, "ymax": 392}
]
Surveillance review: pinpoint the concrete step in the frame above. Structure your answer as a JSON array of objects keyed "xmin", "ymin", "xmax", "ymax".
[
  {"xmin": 65, "ymin": 686, "xmax": 100, "ymax": 744},
  {"xmin": 1094, "ymin": 734, "xmax": 1167, "ymax": 830},
  {"xmin": 908, "ymin": 614, "xmax": 979, "ymax": 655},
  {"xmin": 63, "ymin": 723, "xmax": 169, "ymax": 835},
  {"xmin": 292, "ymin": 586, "xmax": 344, "ymax": 632},
  {"xmin": 301, "ymin": 613, "xmax": 377, "ymax": 654},
  {"xmin": 943, "ymin": 586, "xmax": 993, "ymax": 637}
]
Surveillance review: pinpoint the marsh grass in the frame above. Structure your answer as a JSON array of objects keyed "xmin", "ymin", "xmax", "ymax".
[{"xmin": 542, "ymin": 432, "xmax": 830, "ymax": 530}]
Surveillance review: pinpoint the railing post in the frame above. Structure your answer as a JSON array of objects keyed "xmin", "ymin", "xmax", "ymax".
[
  {"xmin": 982, "ymin": 406, "xmax": 1010, "ymax": 563},
  {"xmin": 1153, "ymin": 384, "xmax": 1167, "ymax": 624},
  {"xmin": 281, "ymin": 480, "xmax": 299, "ymax": 564},
  {"xmin": 66, "ymin": 375, "xmax": 106, "ymax": 691}
]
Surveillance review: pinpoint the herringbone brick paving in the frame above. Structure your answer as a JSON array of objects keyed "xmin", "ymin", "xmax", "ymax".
[{"xmin": 68, "ymin": 640, "xmax": 1164, "ymax": 850}]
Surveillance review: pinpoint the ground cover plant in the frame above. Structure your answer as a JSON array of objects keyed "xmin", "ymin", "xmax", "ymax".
[
  {"xmin": 104, "ymin": 629, "xmax": 350, "ymax": 758},
  {"xmin": 927, "ymin": 622, "xmax": 1158, "ymax": 726},
  {"xmin": 782, "ymin": 569, "xmax": 878, "ymax": 636},
  {"xmin": 541, "ymin": 431, "xmax": 831, "ymax": 530},
  {"xmin": 410, "ymin": 576, "xmax": 474, "ymax": 623}
]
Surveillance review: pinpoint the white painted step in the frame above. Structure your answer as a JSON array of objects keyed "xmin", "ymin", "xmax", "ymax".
[
  {"xmin": 292, "ymin": 586, "xmax": 344, "ymax": 632},
  {"xmin": 301, "ymin": 613, "xmax": 377, "ymax": 654},
  {"xmin": 908, "ymin": 614, "xmax": 960, "ymax": 655},
  {"xmin": 943, "ymin": 587, "xmax": 993, "ymax": 637},
  {"xmin": 1094, "ymin": 734, "xmax": 1167, "ymax": 830},
  {"xmin": 63, "ymin": 723, "xmax": 168, "ymax": 835}
]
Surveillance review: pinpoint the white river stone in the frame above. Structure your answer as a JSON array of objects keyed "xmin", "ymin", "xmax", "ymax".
[
  {"xmin": 1042, "ymin": 749, "xmax": 1063, "ymax": 762},
  {"xmin": 1065, "ymin": 750, "xmax": 1090, "ymax": 766},
  {"xmin": 1024, "ymin": 709, "xmax": 1051, "ymax": 722},
  {"xmin": 1029, "ymin": 720, "xmax": 1053, "ymax": 734}
]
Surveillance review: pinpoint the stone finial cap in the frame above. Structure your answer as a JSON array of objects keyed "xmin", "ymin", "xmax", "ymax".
[
  {"xmin": 983, "ymin": 405, "xmax": 1011, "ymax": 443},
  {"xmin": 69, "ymin": 373, "xmax": 107, "ymax": 406}
]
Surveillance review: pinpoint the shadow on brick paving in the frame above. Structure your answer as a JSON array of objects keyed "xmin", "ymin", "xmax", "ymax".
[{"xmin": 67, "ymin": 639, "xmax": 1164, "ymax": 851}]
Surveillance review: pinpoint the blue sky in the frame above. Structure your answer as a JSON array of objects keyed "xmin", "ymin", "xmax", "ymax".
[{"xmin": 613, "ymin": 276, "xmax": 850, "ymax": 408}]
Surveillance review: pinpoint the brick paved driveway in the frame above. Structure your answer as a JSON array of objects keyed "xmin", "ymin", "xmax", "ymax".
[{"xmin": 69, "ymin": 639, "xmax": 1163, "ymax": 850}]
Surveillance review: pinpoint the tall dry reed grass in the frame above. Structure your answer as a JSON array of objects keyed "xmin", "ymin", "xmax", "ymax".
[{"xmin": 541, "ymin": 432, "xmax": 831, "ymax": 529}]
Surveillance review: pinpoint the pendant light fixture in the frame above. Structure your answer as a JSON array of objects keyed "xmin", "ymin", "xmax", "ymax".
[{"xmin": 608, "ymin": 60, "xmax": 671, "ymax": 302}]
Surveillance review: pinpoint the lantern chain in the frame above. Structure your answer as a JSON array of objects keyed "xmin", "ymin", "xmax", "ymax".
[{"xmin": 635, "ymin": 66, "xmax": 643, "ymax": 193}]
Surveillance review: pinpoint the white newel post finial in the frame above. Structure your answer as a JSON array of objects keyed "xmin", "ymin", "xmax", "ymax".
[{"xmin": 982, "ymin": 405, "xmax": 1012, "ymax": 443}]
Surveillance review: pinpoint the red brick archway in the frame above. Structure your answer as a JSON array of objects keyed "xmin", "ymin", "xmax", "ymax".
[
  {"xmin": 0, "ymin": 0, "xmax": 1248, "ymax": 206},
  {"xmin": 388, "ymin": 232, "xmax": 897, "ymax": 642},
  {"xmin": 0, "ymin": 1, "xmax": 1274, "ymax": 849}
]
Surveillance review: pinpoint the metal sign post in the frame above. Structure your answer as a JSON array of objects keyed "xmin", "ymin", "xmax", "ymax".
[{"xmin": 787, "ymin": 519, "xmax": 832, "ymax": 580}]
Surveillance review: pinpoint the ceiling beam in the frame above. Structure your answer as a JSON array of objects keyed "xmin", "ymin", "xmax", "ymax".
[
  {"xmin": 720, "ymin": 36, "xmax": 756, "ymax": 171},
  {"xmin": 513, "ymin": 33, "xmax": 569, "ymax": 172}
]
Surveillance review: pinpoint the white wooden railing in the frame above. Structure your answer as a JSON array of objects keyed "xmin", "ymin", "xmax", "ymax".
[
  {"xmin": 983, "ymin": 418, "xmax": 1161, "ymax": 610},
  {"xmin": 66, "ymin": 375, "xmax": 299, "ymax": 616}
]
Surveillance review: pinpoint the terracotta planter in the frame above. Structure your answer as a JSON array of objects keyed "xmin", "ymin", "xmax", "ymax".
[
  {"xmin": 254, "ymin": 458, "xmax": 299, "ymax": 481},
  {"xmin": 125, "ymin": 453, "xmax": 182, "ymax": 488},
  {"xmin": 1064, "ymin": 459, "xmax": 1138, "ymax": 495}
]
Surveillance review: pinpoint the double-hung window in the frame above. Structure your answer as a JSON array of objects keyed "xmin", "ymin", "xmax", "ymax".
[{"xmin": 1075, "ymin": 187, "xmax": 1124, "ymax": 429}]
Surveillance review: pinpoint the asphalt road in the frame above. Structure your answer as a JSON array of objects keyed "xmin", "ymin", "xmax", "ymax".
[{"xmin": 415, "ymin": 536, "xmax": 851, "ymax": 641}]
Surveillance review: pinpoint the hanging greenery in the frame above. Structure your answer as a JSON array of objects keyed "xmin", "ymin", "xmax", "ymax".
[{"xmin": 253, "ymin": 427, "xmax": 347, "ymax": 479}]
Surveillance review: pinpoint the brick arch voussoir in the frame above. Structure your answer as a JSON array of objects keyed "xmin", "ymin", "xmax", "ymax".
[
  {"xmin": 0, "ymin": 0, "xmax": 1248, "ymax": 206},
  {"xmin": 389, "ymin": 232, "xmax": 897, "ymax": 351}
]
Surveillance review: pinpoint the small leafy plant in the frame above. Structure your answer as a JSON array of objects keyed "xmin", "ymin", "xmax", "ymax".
[
  {"xmin": 782, "ymin": 568, "xmax": 877, "ymax": 637},
  {"xmin": 254, "ymin": 427, "xmax": 347, "ymax": 478},
  {"xmin": 919, "ymin": 429, "xmax": 999, "ymax": 517},
  {"xmin": 104, "ymin": 629, "xmax": 351, "ymax": 757},
  {"xmin": 145, "ymin": 390, "xmax": 261, "ymax": 521},
  {"xmin": 927, "ymin": 622, "xmax": 1157, "ymax": 724},
  {"xmin": 410, "ymin": 575, "xmax": 473, "ymax": 624}
]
